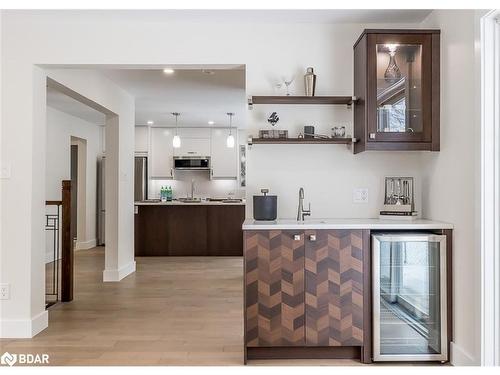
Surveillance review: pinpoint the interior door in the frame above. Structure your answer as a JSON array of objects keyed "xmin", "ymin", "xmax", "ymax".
[
  {"xmin": 304, "ymin": 229, "xmax": 365, "ymax": 346},
  {"xmin": 70, "ymin": 145, "xmax": 78, "ymax": 238},
  {"xmin": 245, "ymin": 230, "xmax": 305, "ymax": 347}
]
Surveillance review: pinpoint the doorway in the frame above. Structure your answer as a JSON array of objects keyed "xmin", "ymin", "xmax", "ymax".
[
  {"xmin": 70, "ymin": 136, "xmax": 88, "ymax": 250},
  {"xmin": 70, "ymin": 144, "xmax": 78, "ymax": 239}
]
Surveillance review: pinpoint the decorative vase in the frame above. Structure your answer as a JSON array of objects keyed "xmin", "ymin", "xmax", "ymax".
[
  {"xmin": 384, "ymin": 50, "xmax": 401, "ymax": 82},
  {"xmin": 304, "ymin": 67, "xmax": 316, "ymax": 96}
]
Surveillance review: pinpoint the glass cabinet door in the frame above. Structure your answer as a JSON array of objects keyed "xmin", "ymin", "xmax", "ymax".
[
  {"xmin": 373, "ymin": 234, "xmax": 447, "ymax": 361},
  {"xmin": 368, "ymin": 34, "xmax": 432, "ymax": 143}
]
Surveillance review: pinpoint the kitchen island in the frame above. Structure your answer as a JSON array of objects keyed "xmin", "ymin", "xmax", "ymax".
[
  {"xmin": 134, "ymin": 200, "xmax": 245, "ymax": 256},
  {"xmin": 242, "ymin": 218, "xmax": 453, "ymax": 363}
]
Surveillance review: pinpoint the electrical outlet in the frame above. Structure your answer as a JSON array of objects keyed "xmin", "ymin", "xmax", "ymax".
[
  {"xmin": 0, "ymin": 284, "xmax": 10, "ymax": 300},
  {"xmin": 353, "ymin": 188, "xmax": 369, "ymax": 203}
]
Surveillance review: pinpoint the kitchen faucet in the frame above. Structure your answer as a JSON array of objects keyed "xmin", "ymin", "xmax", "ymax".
[
  {"xmin": 297, "ymin": 187, "xmax": 311, "ymax": 221},
  {"xmin": 190, "ymin": 179, "xmax": 195, "ymax": 199}
]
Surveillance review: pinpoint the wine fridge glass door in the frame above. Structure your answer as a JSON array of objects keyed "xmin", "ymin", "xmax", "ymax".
[{"xmin": 373, "ymin": 234, "xmax": 447, "ymax": 361}]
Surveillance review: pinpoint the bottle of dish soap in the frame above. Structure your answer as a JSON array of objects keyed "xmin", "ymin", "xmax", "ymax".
[{"xmin": 167, "ymin": 186, "xmax": 173, "ymax": 201}]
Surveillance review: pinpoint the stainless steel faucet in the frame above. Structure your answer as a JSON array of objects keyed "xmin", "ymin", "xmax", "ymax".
[{"xmin": 297, "ymin": 187, "xmax": 311, "ymax": 221}]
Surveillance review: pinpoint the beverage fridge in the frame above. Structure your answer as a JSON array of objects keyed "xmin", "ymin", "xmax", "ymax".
[{"xmin": 372, "ymin": 233, "xmax": 448, "ymax": 362}]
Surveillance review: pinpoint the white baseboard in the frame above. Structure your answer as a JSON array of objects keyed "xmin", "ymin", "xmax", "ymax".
[
  {"xmin": 450, "ymin": 342, "xmax": 477, "ymax": 366},
  {"xmin": 75, "ymin": 238, "xmax": 97, "ymax": 251},
  {"xmin": 0, "ymin": 310, "xmax": 48, "ymax": 338},
  {"xmin": 103, "ymin": 260, "xmax": 136, "ymax": 282}
]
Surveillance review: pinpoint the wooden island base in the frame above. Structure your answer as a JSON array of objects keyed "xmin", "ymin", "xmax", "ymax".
[{"xmin": 134, "ymin": 203, "xmax": 245, "ymax": 256}]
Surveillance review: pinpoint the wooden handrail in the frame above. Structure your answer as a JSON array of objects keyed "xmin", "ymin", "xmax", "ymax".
[{"xmin": 61, "ymin": 180, "xmax": 73, "ymax": 302}]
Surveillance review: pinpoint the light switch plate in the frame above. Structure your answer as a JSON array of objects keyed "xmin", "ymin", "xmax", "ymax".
[
  {"xmin": 0, "ymin": 284, "xmax": 10, "ymax": 300},
  {"xmin": 0, "ymin": 162, "xmax": 11, "ymax": 179},
  {"xmin": 353, "ymin": 188, "xmax": 369, "ymax": 203}
]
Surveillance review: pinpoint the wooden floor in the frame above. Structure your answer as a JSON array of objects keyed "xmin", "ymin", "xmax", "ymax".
[{"xmin": 0, "ymin": 247, "xmax": 360, "ymax": 366}]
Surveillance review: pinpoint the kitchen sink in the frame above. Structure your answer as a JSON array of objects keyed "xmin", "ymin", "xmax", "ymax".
[
  {"xmin": 206, "ymin": 198, "xmax": 243, "ymax": 203},
  {"xmin": 299, "ymin": 219, "xmax": 327, "ymax": 224},
  {"xmin": 177, "ymin": 198, "xmax": 202, "ymax": 203},
  {"xmin": 222, "ymin": 199, "xmax": 243, "ymax": 203}
]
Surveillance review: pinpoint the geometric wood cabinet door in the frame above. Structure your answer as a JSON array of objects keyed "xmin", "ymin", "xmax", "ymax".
[
  {"xmin": 244, "ymin": 230, "xmax": 305, "ymax": 347},
  {"xmin": 304, "ymin": 229, "xmax": 368, "ymax": 348}
]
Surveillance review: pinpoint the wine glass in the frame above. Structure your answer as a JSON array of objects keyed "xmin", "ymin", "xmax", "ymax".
[{"xmin": 283, "ymin": 77, "xmax": 295, "ymax": 96}]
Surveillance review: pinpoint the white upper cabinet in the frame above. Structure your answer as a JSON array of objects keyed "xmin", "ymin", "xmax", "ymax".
[
  {"xmin": 148, "ymin": 127, "xmax": 239, "ymax": 180},
  {"xmin": 135, "ymin": 126, "xmax": 149, "ymax": 153},
  {"xmin": 150, "ymin": 127, "xmax": 174, "ymax": 178},
  {"xmin": 177, "ymin": 128, "xmax": 211, "ymax": 139},
  {"xmin": 210, "ymin": 128, "xmax": 238, "ymax": 179},
  {"xmin": 173, "ymin": 137, "xmax": 211, "ymax": 157}
]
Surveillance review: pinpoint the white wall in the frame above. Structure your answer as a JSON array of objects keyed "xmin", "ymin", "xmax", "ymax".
[
  {"xmin": 1, "ymin": 61, "xmax": 135, "ymax": 336},
  {"xmin": 420, "ymin": 10, "xmax": 480, "ymax": 365},
  {"xmin": 45, "ymin": 106, "xmax": 103, "ymax": 256},
  {"xmin": 244, "ymin": 23, "xmax": 424, "ymax": 219}
]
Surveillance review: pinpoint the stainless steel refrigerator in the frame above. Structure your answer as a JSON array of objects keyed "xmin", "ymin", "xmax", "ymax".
[{"xmin": 134, "ymin": 156, "xmax": 148, "ymax": 202}]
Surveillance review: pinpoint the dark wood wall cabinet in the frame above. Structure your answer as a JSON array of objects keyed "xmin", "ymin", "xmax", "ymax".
[
  {"xmin": 353, "ymin": 29, "xmax": 440, "ymax": 153},
  {"xmin": 135, "ymin": 204, "xmax": 245, "ymax": 256},
  {"xmin": 244, "ymin": 229, "xmax": 371, "ymax": 363}
]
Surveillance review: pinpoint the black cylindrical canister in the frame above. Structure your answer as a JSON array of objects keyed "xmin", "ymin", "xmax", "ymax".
[{"xmin": 253, "ymin": 189, "xmax": 277, "ymax": 221}]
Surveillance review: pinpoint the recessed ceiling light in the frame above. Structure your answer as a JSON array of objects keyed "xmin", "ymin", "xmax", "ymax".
[
  {"xmin": 163, "ymin": 68, "xmax": 175, "ymax": 74},
  {"xmin": 208, "ymin": 121, "xmax": 215, "ymax": 125},
  {"xmin": 147, "ymin": 120, "xmax": 154, "ymax": 125}
]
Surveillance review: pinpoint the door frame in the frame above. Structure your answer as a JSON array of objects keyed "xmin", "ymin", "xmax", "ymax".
[{"xmin": 480, "ymin": 9, "xmax": 500, "ymax": 366}]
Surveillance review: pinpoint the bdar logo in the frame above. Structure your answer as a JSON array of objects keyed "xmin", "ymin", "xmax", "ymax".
[{"xmin": 1, "ymin": 352, "xmax": 17, "ymax": 366}]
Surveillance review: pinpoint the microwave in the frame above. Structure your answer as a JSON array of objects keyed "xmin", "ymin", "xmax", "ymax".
[{"xmin": 173, "ymin": 156, "xmax": 211, "ymax": 170}]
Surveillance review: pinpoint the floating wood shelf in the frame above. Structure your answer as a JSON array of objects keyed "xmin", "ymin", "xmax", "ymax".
[
  {"xmin": 249, "ymin": 96, "xmax": 356, "ymax": 106},
  {"xmin": 249, "ymin": 137, "xmax": 356, "ymax": 145}
]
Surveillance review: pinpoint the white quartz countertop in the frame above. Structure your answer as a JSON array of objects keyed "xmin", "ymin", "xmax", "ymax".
[
  {"xmin": 242, "ymin": 218, "xmax": 453, "ymax": 230},
  {"xmin": 135, "ymin": 200, "xmax": 246, "ymax": 206}
]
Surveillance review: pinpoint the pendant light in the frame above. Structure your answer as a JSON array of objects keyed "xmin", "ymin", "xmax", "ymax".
[
  {"xmin": 172, "ymin": 112, "xmax": 181, "ymax": 148},
  {"xmin": 226, "ymin": 112, "xmax": 235, "ymax": 148}
]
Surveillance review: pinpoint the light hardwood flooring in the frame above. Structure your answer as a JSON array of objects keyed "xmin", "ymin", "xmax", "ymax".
[{"xmin": 0, "ymin": 247, "xmax": 359, "ymax": 366}]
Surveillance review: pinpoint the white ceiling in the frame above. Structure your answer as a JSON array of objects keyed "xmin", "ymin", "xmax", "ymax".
[
  {"xmin": 46, "ymin": 86, "xmax": 107, "ymax": 125},
  {"xmin": 102, "ymin": 67, "xmax": 246, "ymax": 128},
  {"xmin": 14, "ymin": 10, "xmax": 433, "ymax": 24}
]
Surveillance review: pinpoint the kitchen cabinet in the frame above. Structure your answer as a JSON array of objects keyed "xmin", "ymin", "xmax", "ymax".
[
  {"xmin": 245, "ymin": 230, "xmax": 306, "ymax": 347},
  {"xmin": 353, "ymin": 29, "xmax": 440, "ymax": 153},
  {"xmin": 173, "ymin": 137, "xmax": 211, "ymax": 157},
  {"xmin": 304, "ymin": 229, "xmax": 365, "ymax": 347},
  {"xmin": 178, "ymin": 128, "xmax": 211, "ymax": 139},
  {"xmin": 210, "ymin": 128, "xmax": 238, "ymax": 178},
  {"xmin": 244, "ymin": 229, "xmax": 371, "ymax": 361},
  {"xmin": 135, "ymin": 126, "xmax": 149, "ymax": 153},
  {"xmin": 144, "ymin": 127, "xmax": 238, "ymax": 178},
  {"xmin": 150, "ymin": 127, "xmax": 174, "ymax": 178}
]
